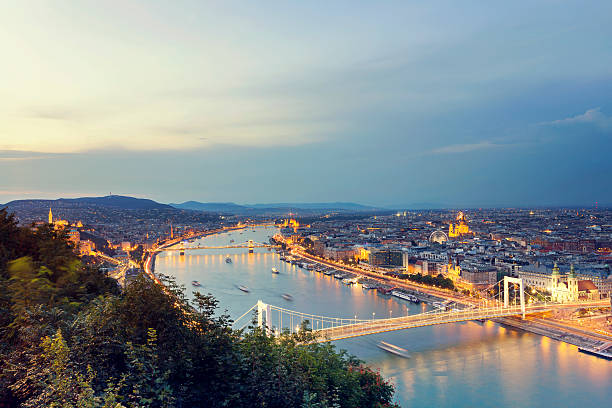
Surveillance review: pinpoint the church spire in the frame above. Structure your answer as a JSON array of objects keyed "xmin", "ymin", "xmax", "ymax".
[
  {"xmin": 552, "ymin": 262, "xmax": 560, "ymax": 276},
  {"xmin": 48, "ymin": 207, "xmax": 53, "ymax": 224},
  {"xmin": 569, "ymin": 264, "xmax": 577, "ymax": 278}
]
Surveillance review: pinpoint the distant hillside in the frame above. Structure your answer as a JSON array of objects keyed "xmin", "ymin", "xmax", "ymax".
[
  {"xmin": 246, "ymin": 202, "xmax": 381, "ymax": 211},
  {"xmin": 4, "ymin": 195, "xmax": 172, "ymax": 210},
  {"xmin": 169, "ymin": 201, "xmax": 247, "ymax": 212},
  {"xmin": 170, "ymin": 201, "xmax": 382, "ymax": 213}
]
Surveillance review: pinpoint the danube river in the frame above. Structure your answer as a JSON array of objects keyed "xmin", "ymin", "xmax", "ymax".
[{"xmin": 155, "ymin": 227, "xmax": 611, "ymax": 407}]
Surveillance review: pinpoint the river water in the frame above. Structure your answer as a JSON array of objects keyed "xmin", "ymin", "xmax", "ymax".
[{"xmin": 155, "ymin": 227, "xmax": 611, "ymax": 407}]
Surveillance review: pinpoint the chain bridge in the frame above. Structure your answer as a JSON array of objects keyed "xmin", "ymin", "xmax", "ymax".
[{"xmin": 159, "ymin": 240, "xmax": 274, "ymax": 251}]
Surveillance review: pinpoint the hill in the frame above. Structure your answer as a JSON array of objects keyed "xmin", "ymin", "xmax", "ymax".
[
  {"xmin": 169, "ymin": 201, "xmax": 247, "ymax": 212},
  {"xmin": 3, "ymin": 195, "xmax": 172, "ymax": 210},
  {"xmin": 170, "ymin": 201, "xmax": 382, "ymax": 213}
]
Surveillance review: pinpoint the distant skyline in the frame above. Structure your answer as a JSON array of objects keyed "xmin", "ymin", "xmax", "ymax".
[{"xmin": 1, "ymin": 1, "xmax": 611, "ymax": 207}]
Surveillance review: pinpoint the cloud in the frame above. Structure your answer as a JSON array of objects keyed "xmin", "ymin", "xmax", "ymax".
[
  {"xmin": 429, "ymin": 140, "xmax": 501, "ymax": 154},
  {"xmin": 541, "ymin": 108, "xmax": 611, "ymax": 128},
  {"xmin": 0, "ymin": 150, "xmax": 59, "ymax": 161},
  {"xmin": 24, "ymin": 107, "xmax": 82, "ymax": 121}
]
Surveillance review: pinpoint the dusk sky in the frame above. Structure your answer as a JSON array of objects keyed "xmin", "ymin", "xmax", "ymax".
[{"xmin": 1, "ymin": 1, "xmax": 611, "ymax": 207}]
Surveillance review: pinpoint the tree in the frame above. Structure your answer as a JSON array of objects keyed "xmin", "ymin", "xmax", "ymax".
[
  {"xmin": 7, "ymin": 257, "xmax": 55, "ymax": 315},
  {"xmin": 0, "ymin": 209, "xmax": 398, "ymax": 408}
]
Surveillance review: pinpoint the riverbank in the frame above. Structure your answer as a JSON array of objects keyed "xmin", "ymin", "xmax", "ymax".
[
  {"xmin": 293, "ymin": 248, "xmax": 466, "ymax": 304},
  {"xmin": 494, "ymin": 316, "xmax": 612, "ymax": 356},
  {"xmin": 288, "ymin": 247, "xmax": 612, "ymax": 357},
  {"xmin": 144, "ymin": 224, "xmax": 251, "ymax": 277}
]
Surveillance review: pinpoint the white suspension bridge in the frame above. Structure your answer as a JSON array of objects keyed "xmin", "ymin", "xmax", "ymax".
[{"xmin": 232, "ymin": 277, "xmax": 609, "ymax": 343}]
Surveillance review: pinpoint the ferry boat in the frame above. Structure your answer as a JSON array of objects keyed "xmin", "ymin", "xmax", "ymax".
[
  {"xmin": 377, "ymin": 341, "xmax": 411, "ymax": 358},
  {"xmin": 578, "ymin": 346, "xmax": 612, "ymax": 360},
  {"xmin": 238, "ymin": 285, "xmax": 250, "ymax": 293},
  {"xmin": 225, "ymin": 257, "xmax": 232, "ymax": 264},
  {"xmin": 282, "ymin": 293, "xmax": 294, "ymax": 301},
  {"xmin": 271, "ymin": 268, "xmax": 279, "ymax": 274},
  {"xmin": 391, "ymin": 290, "xmax": 420, "ymax": 303},
  {"xmin": 191, "ymin": 280, "xmax": 201, "ymax": 287}
]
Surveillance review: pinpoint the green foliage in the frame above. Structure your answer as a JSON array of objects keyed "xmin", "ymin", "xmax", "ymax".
[
  {"xmin": 127, "ymin": 245, "xmax": 145, "ymax": 268},
  {"xmin": 0, "ymin": 210, "xmax": 398, "ymax": 407},
  {"xmin": 399, "ymin": 272, "xmax": 455, "ymax": 290}
]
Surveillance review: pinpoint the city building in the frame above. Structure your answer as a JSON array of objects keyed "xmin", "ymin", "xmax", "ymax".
[{"xmin": 369, "ymin": 248, "xmax": 403, "ymax": 267}]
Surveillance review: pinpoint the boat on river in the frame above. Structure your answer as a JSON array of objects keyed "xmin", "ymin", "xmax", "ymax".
[
  {"xmin": 225, "ymin": 257, "xmax": 232, "ymax": 263},
  {"xmin": 578, "ymin": 346, "xmax": 612, "ymax": 360},
  {"xmin": 377, "ymin": 341, "xmax": 411, "ymax": 358},
  {"xmin": 271, "ymin": 267, "xmax": 279, "ymax": 274},
  {"xmin": 391, "ymin": 290, "xmax": 420, "ymax": 303},
  {"xmin": 238, "ymin": 285, "xmax": 250, "ymax": 293},
  {"xmin": 191, "ymin": 280, "xmax": 201, "ymax": 287},
  {"xmin": 282, "ymin": 293, "xmax": 293, "ymax": 301}
]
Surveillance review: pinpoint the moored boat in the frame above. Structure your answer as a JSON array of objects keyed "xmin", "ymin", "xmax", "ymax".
[
  {"xmin": 391, "ymin": 290, "xmax": 420, "ymax": 303},
  {"xmin": 578, "ymin": 347, "xmax": 612, "ymax": 360}
]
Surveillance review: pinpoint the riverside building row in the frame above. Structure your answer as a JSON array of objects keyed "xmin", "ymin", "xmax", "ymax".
[{"xmin": 279, "ymin": 208, "xmax": 612, "ymax": 300}]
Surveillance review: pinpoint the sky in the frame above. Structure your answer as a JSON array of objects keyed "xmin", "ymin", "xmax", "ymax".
[{"xmin": 1, "ymin": 0, "xmax": 611, "ymax": 207}]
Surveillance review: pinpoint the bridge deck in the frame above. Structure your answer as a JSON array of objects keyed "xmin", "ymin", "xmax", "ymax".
[
  {"xmin": 257, "ymin": 300, "xmax": 608, "ymax": 342},
  {"xmin": 309, "ymin": 305, "xmax": 538, "ymax": 342}
]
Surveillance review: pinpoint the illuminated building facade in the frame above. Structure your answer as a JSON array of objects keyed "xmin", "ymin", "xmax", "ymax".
[
  {"xmin": 47, "ymin": 207, "xmax": 70, "ymax": 230},
  {"xmin": 448, "ymin": 211, "xmax": 470, "ymax": 238},
  {"xmin": 368, "ymin": 248, "xmax": 403, "ymax": 267}
]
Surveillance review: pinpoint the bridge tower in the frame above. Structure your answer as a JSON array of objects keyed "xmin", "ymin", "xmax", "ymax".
[
  {"xmin": 255, "ymin": 300, "xmax": 272, "ymax": 333},
  {"xmin": 256, "ymin": 300, "xmax": 265, "ymax": 328},
  {"xmin": 503, "ymin": 276, "xmax": 525, "ymax": 319}
]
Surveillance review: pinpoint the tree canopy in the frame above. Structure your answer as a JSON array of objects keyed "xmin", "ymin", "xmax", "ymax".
[{"xmin": 0, "ymin": 208, "xmax": 398, "ymax": 407}]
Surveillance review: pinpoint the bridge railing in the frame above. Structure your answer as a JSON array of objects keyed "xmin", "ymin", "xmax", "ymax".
[
  {"xmin": 313, "ymin": 304, "xmax": 533, "ymax": 340},
  {"xmin": 246, "ymin": 298, "xmax": 606, "ymax": 342}
]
